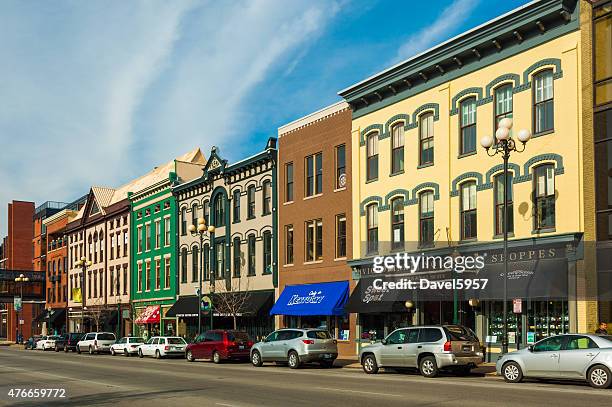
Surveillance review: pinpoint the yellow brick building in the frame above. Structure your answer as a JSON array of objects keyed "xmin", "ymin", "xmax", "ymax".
[{"xmin": 339, "ymin": 0, "xmax": 602, "ymax": 357}]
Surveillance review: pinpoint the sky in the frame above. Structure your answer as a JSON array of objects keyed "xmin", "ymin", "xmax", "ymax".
[{"xmin": 0, "ymin": 0, "xmax": 530, "ymax": 237}]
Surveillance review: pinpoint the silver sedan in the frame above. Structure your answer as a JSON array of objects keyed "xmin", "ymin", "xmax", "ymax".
[{"xmin": 496, "ymin": 334, "xmax": 612, "ymax": 388}]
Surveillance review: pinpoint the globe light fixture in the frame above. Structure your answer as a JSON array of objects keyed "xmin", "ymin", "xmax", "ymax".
[
  {"xmin": 517, "ymin": 128, "xmax": 532, "ymax": 143},
  {"xmin": 495, "ymin": 126, "xmax": 510, "ymax": 141},
  {"xmin": 480, "ymin": 135, "xmax": 494, "ymax": 149}
]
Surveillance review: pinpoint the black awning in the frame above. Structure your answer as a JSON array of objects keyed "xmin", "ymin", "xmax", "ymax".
[
  {"xmin": 166, "ymin": 296, "xmax": 199, "ymax": 318},
  {"xmin": 344, "ymin": 279, "xmax": 408, "ymax": 314},
  {"xmin": 34, "ymin": 308, "xmax": 66, "ymax": 323}
]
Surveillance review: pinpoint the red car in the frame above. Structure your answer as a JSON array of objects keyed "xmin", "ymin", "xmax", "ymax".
[{"xmin": 185, "ymin": 330, "xmax": 253, "ymax": 363}]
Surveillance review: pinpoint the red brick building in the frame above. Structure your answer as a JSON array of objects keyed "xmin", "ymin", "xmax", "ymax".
[{"xmin": 276, "ymin": 102, "xmax": 356, "ymax": 357}]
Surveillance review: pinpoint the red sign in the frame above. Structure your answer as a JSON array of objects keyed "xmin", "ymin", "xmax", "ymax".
[{"xmin": 513, "ymin": 298, "xmax": 522, "ymax": 313}]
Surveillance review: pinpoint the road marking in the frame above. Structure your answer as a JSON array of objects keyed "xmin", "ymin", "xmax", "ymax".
[{"xmin": 315, "ymin": 387, "xmax": 404, "ymax": 398}]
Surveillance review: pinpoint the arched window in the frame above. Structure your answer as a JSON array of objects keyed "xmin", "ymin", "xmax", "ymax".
[
  {"xmin": 263, "ymin": 231, "xmax": 272, "ymax": 274},
  {"xmin": 419, "ymin": 191, "xmax": 434, "ymax": 246},
  {"xmin": 494, "ymin": 172, "xmax": 514, "ymax": 235},
  {"xmin": 366, "ymin": 204, "xmax": 378, "ymax": 254},
  {"xmin": 191, "ymin": 203, "xmax": 198, "ymax": 227},
  {"xmin": 214, "ymin": 195, "xmax": 225, "ymax": 227},
  {"xmin": 233, "ymin": 190, "xmax": 241, "ymax": 222},
  {"xmin": 181, "ymin": 207, "xmax": 187, "ymax": 235},
  {"xmin": 391, "ymin": 198, "xmax": 404, "ymax": 251},
  {"xmin": 419, "ymin": 113, "xmax": 434, "ymax": 165},
  {"xmin": 247, "ymin": 186, "xmax": 256, "ymax": 219},
  {"xmin": 233, "ymin": 237, "xmax": 241, "ymax": 277},
  {"xmin": 262, "ymin": 181, "xmax": 272, "ymax": 215},
  {"xmin": 366, "ymin": 133, "xmax": 378, "ymax": 181},
  {"xmin": 181, "ymin": 247, "xmax": 188, "ymax": 284},
  {"xmin": 391, "ymin": 123, "xmax": 404, "ymax": 174},
  {"xmin": 203, "ymin": 243, "xmax": 210, "ymax": 281},
  {"xmin": 247, "ymin": 234, "xmax": 256, "ymax": 276},
  {"xmin": 533, "ymin": 70, "xmax": 554, "ymax": 134},
  {"xmin": 203, "ymin": 200, "xmax": 210, "ymax": 225},
  {"xmin": 534, "ymin": 164, "xmax": 555, "ymax": 229},
  {"xmin": 460, "ymin": 181, "xmax": 477, "ymax": 240},
  {"xmin": 191, "ymin": 245, "xmax": 199, "ymax": 283},
  {"xmin": 494, "ymin": 84, "xmax": 513, "ymax": 130},
  {"xmin": 460, "ymin": 97, "xmax": 477, "ymax": 155}
]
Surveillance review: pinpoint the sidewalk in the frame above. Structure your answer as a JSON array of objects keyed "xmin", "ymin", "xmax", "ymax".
[{"xmin": 336, "ymin": 358, "xmax": 497, "ymax": 376}]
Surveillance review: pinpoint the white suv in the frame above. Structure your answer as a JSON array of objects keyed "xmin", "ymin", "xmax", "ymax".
[
  {"xmin": 137, "ymin": 336, "xmax": 187, "ymax": 359},
  {"xmin": 77, "ymin": 332, "xmax": 117, "ymax": 355}
]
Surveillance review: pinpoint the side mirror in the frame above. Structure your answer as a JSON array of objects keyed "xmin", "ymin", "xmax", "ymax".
[
  {"xmin": 528, "ymin": 345, "xmax": 534, "ymax": 352},
  {"xmin": 381, "ymin": 339, "xmax": 387, "ymax": 345}
]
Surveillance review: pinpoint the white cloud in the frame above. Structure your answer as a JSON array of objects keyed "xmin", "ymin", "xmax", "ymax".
[
  {"xmin": 394, "ymin": 0, "xmax": 480, "ymax": 62},
  {"xmin": 0, "ymin": 0, "xmax": 340, "ymax": 237}
]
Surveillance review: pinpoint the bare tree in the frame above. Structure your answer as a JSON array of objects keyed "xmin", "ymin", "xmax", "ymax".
[
  {"xmin": 87, "ymin": 297, "xmax": 112, "ymax": 332},
  {"xmin": 213, "ymin": 272, "xmax": 252, "ymax": 330}
]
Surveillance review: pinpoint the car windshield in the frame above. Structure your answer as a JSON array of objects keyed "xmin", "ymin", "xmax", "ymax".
[
  {"xmin": 444, "ymin": 326, "xmax": 478, "ymax": 341},
  {"xmin": 306, "ymin": 330, "xmax": 332, "ymax": 339},
  {"xmin": 98, "ymin": 333, "xmax": 115, "ymax": 340},
  {"xmin": 227, "ymin": 332, "xmax": 250, "ymax": 342},
  {"xmin": 167, "ymin": 338, "xmax": 186, "ymax": 345},
  {"xmin": 129, "ymin": 338, "xmax": 144, "ymax": 343}
]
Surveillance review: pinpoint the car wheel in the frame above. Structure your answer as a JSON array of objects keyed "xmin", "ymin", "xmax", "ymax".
[
  {"xmin": 89, "ymin": 346, "xmax": 94, "ymax": 355},
  {"xmin": 55, "ymin": 346, "xmax": 60, "ymax": 352},
  {"xmin": 64, "ymin": 346, "xmax": 68, "ymax": 353},
  {"xmin": 502, "ymin": 361, "xmax": 523, "ymax": 383},
  {"xmin": 124, "ymin": 349, "xmax": 129, "ymax": 357},
  {"xmin": 212, "ymin": 351, "xmax": 221, "ymax": 364},
  {"xmin": 587, "ymin": 364, "xmax": 611, "ymax": 389},
  {"xmin": 251, "ymin": 350, "xmax": 263, "ymax": 367},
  {"xmin": 419, "ymin": 356, "xmax": 439, "ymax": 378},
  {"xmin": 138, "ymin": 349, "xmax": 144, "ymax": 358},
  {"xmin": 110, "ymin": 348, "xmax": 116, "ymax": 356},
  {"xmin": 288, "ymin": 351, "xmax": 300, "ymax": 369},
  {"xmin": 186, "ymin": 350, "xmax": 195, "ymax": 362},
  {"xmin": 155, "ymin": 350, "xmax": 161, "ymax": 359},
  {"xmin": 362, "ymin": 354, "xmax": 379, "ymax": 374}
]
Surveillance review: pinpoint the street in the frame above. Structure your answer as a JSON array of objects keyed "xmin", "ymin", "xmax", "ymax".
[{"xmin": 0, "ymin": 347, "xmax": 609, "ymax": 407}]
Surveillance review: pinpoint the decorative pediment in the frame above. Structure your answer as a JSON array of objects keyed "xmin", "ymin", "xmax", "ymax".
[{"xmin": 202, "ymin": 146, "xmax": 227, "ymax": 180}]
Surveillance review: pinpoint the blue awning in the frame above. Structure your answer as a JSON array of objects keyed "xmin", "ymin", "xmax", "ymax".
[{"xmin": 270, "ymin": 281, "xmax": 349, "ymax": 316}]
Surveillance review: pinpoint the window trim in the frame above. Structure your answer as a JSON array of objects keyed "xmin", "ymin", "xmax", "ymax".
[
  {"xmin": 418, "ymin": 112, "xmax": 434, "ymax": 166},
  {"xmin": 532, "ymin": 69, "xmax": 555, "ymax": 135},
  {"xmin": 459, "ymin": 97, "xmax": 477, "ymax": 156},
  {"xmin": 459, "ymin": 181, "xmax": 477, "ymax": 241},
  {"xmin": 419, "ymin": 191, "xmax": 435, "ymax": 247},
  {"xmin": 366, "ymin": 132, "xmax": 379, "ymax": 182},
  {"xmin": 390, "ymin": 198, "xmax": 405, "ymax": 251},
  {"xmin": 335, "ymin": 214, "xmax": 347, "ymax": 259},
  {"xmin": 390, "ymin": 122, "xmax": 405, "ymax": 175},
  {"xmin": 366, "ymin": 204, "xmax": 378, "ymax": 255},
  {"xmin": 533, "ymin": 163, "xmax": 556, "ymax": 231}
]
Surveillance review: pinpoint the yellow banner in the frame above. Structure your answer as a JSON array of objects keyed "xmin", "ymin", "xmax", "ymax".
[{"xmin": 72, "ymin": 287, "xmax": 82, "ymax": 303}]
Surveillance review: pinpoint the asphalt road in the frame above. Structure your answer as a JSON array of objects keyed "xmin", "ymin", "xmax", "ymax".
[{"xmin": 0, "ymin": 347, "xmax": 610, "ymax": 407}]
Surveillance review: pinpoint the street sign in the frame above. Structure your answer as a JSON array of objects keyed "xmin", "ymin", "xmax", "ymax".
[
  {"xmin": 19, "ymin": 319, "xmax": 24, "ymax": 325},
  {"xmin": 201, "ymin": 295, "xmax": 212, "ymax": 311},
  {"xmin": 13, "ymin": 296, "xmax": 22, "ymax": 312},
  {"xmin": 512, "ymin": 298, "xmax": 522, "ymax": 313}
]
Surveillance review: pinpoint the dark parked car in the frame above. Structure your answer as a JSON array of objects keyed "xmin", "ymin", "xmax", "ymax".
[
  {"xmin": 24, "ymin": 335, "xmax": 42, "ymax": 350},
  {"xmin": 186, "ymin": 330, "xmax": 253, "ymax": 363},
  {"xmin": 54, "ymin": 333, "xmax": 84, "ymax": 352}
]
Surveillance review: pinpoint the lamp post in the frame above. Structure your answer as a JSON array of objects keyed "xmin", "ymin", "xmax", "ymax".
[
  {"xmin": 480, "ymin": 118, "xmax": 531, "ymax": 354},
  {"xmin": 46, "ymin": 306, "xmax": 52, "ymax": 336},
  {"xmin": 74, "ymin": 257, "xmax": 92, "ymax": 332},
  {"xmin": 14, "ymin": 273, "xmax": 29, "ymax": 344},
  {"xmin": 188, "ymin": 217, "xmax": 215, "ymax": 336}
]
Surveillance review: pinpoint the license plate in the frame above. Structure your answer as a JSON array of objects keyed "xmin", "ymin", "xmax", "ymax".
[
  {"xmin": 239, "ymin": 345, "xmax": 245, "ymax": 350},
  {"xmin": 462, "ymin": 346, "xmax": 472, "ymax": 352},
  {"xmin": 322, "ymin": 354, "xmax": 332, "ymax": 359}
]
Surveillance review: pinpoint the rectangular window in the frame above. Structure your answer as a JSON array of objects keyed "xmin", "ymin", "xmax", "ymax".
[
  {"xmin": 366, "ymin": 134, "xmax": 378, "ymax": 181},
  {"xmin": 181, "ymin": 208, "xmax": 187, "ymax": 235},
  {"xmin": 192, "ymin": 204, "xmax": 198, "ymax": 227},
  {"xmin": 286, "ymin": 163, "xmax": 294, "ymax": 202},
  {"xmin": 460, "ymin": 182, "xmax": 477, "ymax": 240},
  {"xmin": 305, "ymin": 153, "xmax": 323, "ymax": 196},
  {"xmin": 285, "ymin": 225, "xmax": 294, "ymax": 264},
  {"xmin": 494, "ymin": 173, "xmax": 514, "ymax": 235},
  {"xmin": 247, "ymin": 235, "xmax": 256, "ymax": 276},
  {"xmin": 116, "ymin": 268, "xmax": 120, "ymax": 296},
  {"xmin": 495, "ymin": 84, "xmax": 513, "ymax": 131},
  {"xmin": 233, "ymin": 238, "xmax": 241, "ymax": 277},
  {"xmin": 181, "ymin": 249, "xmax": 187, "ymax": 284},
  {"xmin": 137, "ymin": 263, "xmax": 142, "ymax": 292},
  {"xmin": 336, "ymin": 215, "xmax": 346, "ymax": 258},
  {"xmin": 203, "ymin": 244, "xmax": 210, "ymax": 281},
  {"xmin": 191, "ymin": 246, "xmax": 198, "ymax": 283},
  {"xmin": 460, "ymin": 98, "xmax": 477, "ymax": 155},
  {"xmin": 116, "ymin": 233, "xmax": 121, "ymax": 258},
  {"xmin": 155, "ymin": 259, "xmax": 160, "ymax": 290},
  {"xmin": 391, "ymin": 124, "xmax": 404, "ymax": 174},
  {"xmin": 247, "ymin": 187, "xmax": 256, "ymax": 219},
  {"xmin": 215, "ymin": 242, "xmax": 225, "ymax": 279},
  {"xmin": 164, "ymin": 258, "xmax": 170, "ymax": 289},
  {"xmin": 535, "ymin": 164, "xmax": 555, "ymax": 229},
  {"xmin": 137, "ymin": 226, "xmax": 142, "ymax": 253},
  {"xmin": 366, "ymin": 205, "xmax": 378, "ymax": 254},
  {"xmin": 233, "ymin": 190, "xmax": 241, "ymax": 222},
  {"xmin": 110, "ymin": 235, "xmax": 115, "ymax": 260},
  {"xmin": 594, "ymin": 4, "xmax": 611, "ymax": 106},
  {"xmin": 123, "ymin": 232, "xmax": 128, "ymax": 257},
  {"xmin": 110, "ymin": 268, "xmax": 114, "ymax": 296},
  {"xmin": 335, "ymin": 145, "xmax": 346, "ymax": 189},
  {"xmin": 391, "ymin": 199, "xmax": 405, "ymax": 251},
  {"xmin": 145, "ymin": 261, "xmax": 151, "ymax": 291},
  {"xmin": 419, "ymin": 192, "xmax": 434, "ymax": 246},
  {"xmin": 145, "ymin": 223, "xmax": 151, "ymax": 251},
  {"xmin": 263, "ymin": 181, "xmax": 272, "ymax": 215},
  {"xmin": 305, "ymin": 219, "xmax": 323, "ymax": 262},
  {"xmin": 533, "ymin": 70, "xmax": 554, "ymax": 134},
  {"xmin": 154, "ymin": 220, "xmax": 160, "ymax": 249},
  {"xmin": 123, "ymin": 266, "xmax": 128, "ymax": 295},
  {"xmin": 419, "ymin": 113, "xmax": 434, "ymax": 165},
  {"xmin": 164, "ymin": 217, "xmax": 170, "ymax": 246},
  {"xmin": 263, "ymin": 231, "xmax": 272, "ymax": 274}
]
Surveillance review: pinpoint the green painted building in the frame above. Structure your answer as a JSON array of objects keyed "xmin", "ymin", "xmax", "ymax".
[{"xmin": 129, "ymin": 148, "xmax": 205, "ymax": 336}]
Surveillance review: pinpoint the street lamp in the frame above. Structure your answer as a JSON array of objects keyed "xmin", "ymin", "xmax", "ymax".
[
  {"xmin": 14, "ymin": 273, "xmax": 29, "ymax": 344},
  {"xmin": 188, "ymin": 217, "xmax": 215, "ymax": 337},
  {"xmin": 74, "ymin": 257, "xmax": 92, "ymax": 332},
  {"xmin": 480, "ymin": 118, "xmax": 531, "ymax": 354}
]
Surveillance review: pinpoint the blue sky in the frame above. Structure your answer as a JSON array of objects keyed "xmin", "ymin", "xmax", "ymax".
[{"xmin": 0, "ymin": 0, "xmax": 529, "ymax": 236}]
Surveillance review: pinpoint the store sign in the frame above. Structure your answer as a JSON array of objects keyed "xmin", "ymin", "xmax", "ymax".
[
  {"xmin": 527, "ymin": 332, "xmax": 536, "ymax": 344},
  {"xmin": 513, "ymin": 298, "xmax": 522, "ymax": 313},
  {"xmin": 122, "ymin": 310, "xmax": 130, "ymax": 319}
]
